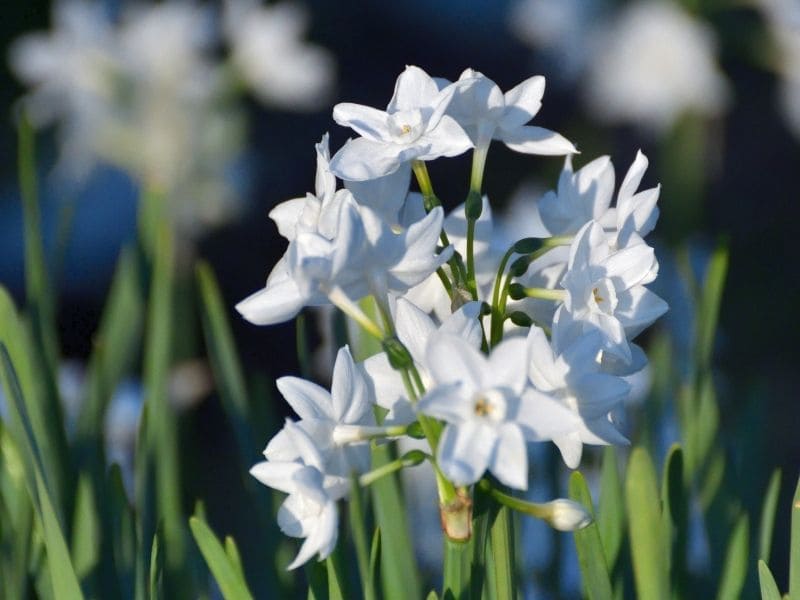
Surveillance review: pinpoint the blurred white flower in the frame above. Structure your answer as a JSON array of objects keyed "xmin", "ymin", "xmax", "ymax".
[
  {"xmin": 757, "ymin": 0, "xmax": 800, "ymax": 137},
  {"xmin": 223, "ymin": 0, "xmax": 335, "ymax": 110},
  {"xmin": 584, "ymin": 1, "xmax": 728, "ymax": 131}
]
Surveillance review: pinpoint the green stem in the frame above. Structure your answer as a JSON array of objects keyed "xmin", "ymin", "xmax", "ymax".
[
  {"xmin": 489, "ymin": 246, "xmax": 516, "ymax": 347},
  {"xmin": 465, "ymin": 216, "xmax": 479, "ymax": 301},
  {"xmin": 520, "ymin": 287, "xmax": 566, "ymax": 301},
  {"xmin": 443, "ymin": 538, "xmax": 471, "ymax": 600},
  {"xmin": 348, "ymin": 476, "xmax": 375, "ymax": 600}
]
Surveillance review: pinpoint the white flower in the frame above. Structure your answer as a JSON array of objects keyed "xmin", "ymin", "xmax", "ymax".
[
  {"xmin": 265, "ymin": 345, "xmax": 374, "ymax": 476},
  {"xmin": 250, "ymin": 422, "xmax": 348, "ymax": 570},
  {"xmin": 362, "ymin": 297, "xmax": 483, "ymax": 424},
  {"xmin": 556, "ymin": 221, "xmax": 668, "ymax": 363},
  {"xmin": 540, "ymin": 499, "xmax": 593, "ymax": 531},
  {"xmin": 236, "ymin": 139, "xmax": 452, "ymax": 325},
  {"xmin": 527, "ymin": 325, "xmax": 630, "ymax": 468},
  {"xmin": 223, "ymin": 0, "xmax": 335, "ymax": 110},
  {"xmin": 584, "ymin": 1, "xmax": 728, "ymax": 131},
  {"xmin": 536, "ymin": 150, "xmax": 660, "ymax": 249},
  {"xmin": 329, "ymin": 65, "xmax": 473, "ymax": 180},
  {"xmin": 418, "ymin": 335, "xmax": 574, "ymax": 489},
  {"xmin": 446, "ymin": 69, "xmax": 576, "ymax": 154}
]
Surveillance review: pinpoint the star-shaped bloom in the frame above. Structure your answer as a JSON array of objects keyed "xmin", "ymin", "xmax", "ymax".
[
  {"xmin": 418, "ymin": 334, "xmax": 574, "ymax": 489},
  {"xmin": 361, "ymin": 297, "xmax": 484, "ymax": 425},
  {"xmin": 527, "ymin": 325, "xmax": 631, "ymax": 469},
  {"xmin": 556, "ymin": 221, "xmax": 668, "ymax": 363},
  {"xmin": 236, "ymin": 139, "xmax": 453, "ymax": 326},
  {"xmin": 446, "ymin": 68, "xmax": 576, "ymax": 154},
  {"xmin": 536, "ymin": 150, "xmax": 660, "ymax": 250},
  {"xmin": 264, "ymin": 345, "xmax": 374, "ymax": 476},
  {"xmin": 250, "ymin": 422, "xmax": 348, "ymax": 570},
  {"xmin": 329, "ymin": 65, "xmax": 473, "ymax": 180}
]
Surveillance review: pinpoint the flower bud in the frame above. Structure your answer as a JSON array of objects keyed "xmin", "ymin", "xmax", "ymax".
[
  {"xmin": 513, "ymin": 237, "xmax": 542, "ymax": 254},
  {"xmin": 509, "ymin": 255, "xmax": 532, "ymax": 277},
  {"xmin": 508, "ymin": 283, "xmax": 527, "ymax": 300},
  {"xmin": 400, "ymin": 449, "xmax": 427, "ymax": 467},
  {"xmin": 541, "ymin": 499, "xmax": 593, "ymax": 531},
  {"xmin": 382, "ymin": 337, "xmax": 414, "ymax": 370},
  {"xmin": 507, "ymin": 311, "xmax": 533, "ymax": 327},
  {"xmin": 465, "ymin": 190, "xmax": 483, "ymax": 220}
]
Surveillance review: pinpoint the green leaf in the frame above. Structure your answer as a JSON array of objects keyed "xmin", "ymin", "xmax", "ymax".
[
  {"xmin": 569, "ymin": 471, "xmax": 613, "ymax": 600},
  {"xmin": 695, "ymin": 242, "xmax": 728, "ymax": 372},
  {"xmin": 597, "ymin": 447, "xmax": 624, "ymax": 570},
  {"xmin": 487, "ymin": 502, "xmax": 515, "ymax": 600},
  {"xmin": 715, "ymin": 513, "xmax": 749, "ymax": 600},
  {"xmin": 326, "ymin": 552, "xmax": 347, "ymax": 600},
  {"xmin": 77, "ymin": 247, "xmax": 143, "ymax": 447},
  {"xmin": 757, "ymin": 560, "xmax": 781, "ymax": 600},
  {"xmin": 443, "ymin": 537, "xmax": 470, "ymax": 600},
  {"xmin": 0, "ymin": 343, "xmax": 84, "ymax": 600},
  {"xmin": 790, "ymin": 476, "xmax": 800, "ymax": 599},
  {"xmin": 758, "ymin": 470, "xmax": 782, "ymax": 563},
  {"xmin": 348, "ymin": 476, "xmax": 375, "ymax": 600},
  {"xmin": 224, "ymin": 537, "xmax": 246, "ymax": 584},
  {"xmin": 189, "ymin": 516, "xmax": 254, "ymax": 600},
  {"xmin": 625, "ymin": 447, "xmax": 668, "ymax": 600},
  {"xmin": 149, "ymin": 527, "xmax": 163, "ymax": 600},
  {"xmin": 71, "ymin": 473, "xmax": 100, "ymax": 580},
  {"xmin": 661, "ymin": 444, "xmax": 687, "ymax": 595},
  {"xmin": 370, "ymin": 443, "xmax": 421, "ymax": 600},
  {"xmin": 369, "ymin": 527, "xmax": 380, "ymax": 589},
  {"xmin": 0, "ymin": 424, "xmax": 33, "ymax": 600},
  {"xmin": 107, "ymin": 464, "xmax": 136, "ymax": 598},
  {"xmin": 195, "ymin": 261, "xmax": 254, "ymax": 465}
]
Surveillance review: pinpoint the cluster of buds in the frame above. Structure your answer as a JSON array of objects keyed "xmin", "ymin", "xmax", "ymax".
[{"xmin": 238, "ymin": 65, "xmax": 667, "ymax": 568}]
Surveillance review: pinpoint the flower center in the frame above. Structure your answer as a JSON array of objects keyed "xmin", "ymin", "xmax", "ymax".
[
  {"xmin": 588, "ymin": 278, "xmax": 618, "ymax": 315},
  {"xmin": 387, "ymin": 109, "xmax": 424, "ymax": 143},
  {"xmin": 471, "ymin": 388, "xmax": 508, "ymax": 422}
]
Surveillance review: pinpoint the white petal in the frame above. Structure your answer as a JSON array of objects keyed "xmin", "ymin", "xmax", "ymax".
[
  {"xmin": 332, "ymin": 103, "xmax": 390, "ymax": 142},
  {"xmin": 440, "ymin": 302, "xmax": 483, "ymax": 349},
  {"xmin": 499, "ymin": 125, "xmax": 577, "ymax": 155},
  {"xmin": 387, "ymin": 65, "xmax": 440, "ymax": 113},
  {"xmin": 277, "ymin": 494, "xmax": 313, "ymax": 538},
  {"xmin": 572, "ymin": 374, "xmax": 630, "ymax": 419},
  {"xmin": 286, "ymin": 500, "xmax": 338, "ymax": 570},
  {"xmin": 249, "ymin": 460, "xmax": 302, "ymax": 494},
  {"xmin": 486, "ymin": 337, "xmax": 529, "ymax": 394},
  {"xmin": 330, "ymin": 346, "xmax": 371, "ymax": 424},
  {"xmin": 490, "ymin": 424, "xmax": 528, "ymax": 490},
  {"xmin": 499, "ymin": 75, "xmax": 545, "ymax": 130},
  {"xmin": 617, "ymin": 150, "xmax": 649, "ymax": 203},
  {"xmin": 417, "ymin": 115, "xmax": 474, "ymax": 160},
  {"xmin": 329, "ymin": 137, "xmax": 420, "ymax": 181},
  {"xmin": 426, "ymin": 333, "xmax": 486, "ymax": 393},
  {"xmin": 437, "ymin": 421, "xmax": 496, "ymax": 486},
  {"xmin": 526, "ymin": 326, "xmax": 560, "ymax": 392},
  {"xmin": 602, "ymin": 244, "xmax": 656, "ymax": 289},
  {"xmin": 277, "ymin": 377, "xmax": 333, "ymax": 420},
  {"xmin": 615, "ymin": 287, "xmax": 669, "ymax": 338},
  {"xmin": 361, "ymin": 353, "xmax": 413, "ymax": 424},
  {"xmin": 515, "ymin": 389, "xmax": 581, "ymax": 441},
  {"xmin": 269, "ymin": 197, "xmax": 306, "ymax": 241},
  {"xmin": 264, "ymin": 428, "xmax": 300, "ymax": 462},
  {"xmin": 395, "ymin": 297, "xmax": 437, "ymax": 366},
  {"xmin": 418, "ymin": 382, "xmax": 471, "ymax": 423},
  {"xmin": 235, "ymin": 277, "xmax": 306, "ymax": 326},
  {"xmin": 554, "ymin": 432, "xmax": 583, "ymax": 469},
  {"xmin": 345, "ymin": 162, "xmax": 411, "ymax": 224},
  {"xmin": 283, "ymin": 420, "xmax": 325, "ymax": 470}
]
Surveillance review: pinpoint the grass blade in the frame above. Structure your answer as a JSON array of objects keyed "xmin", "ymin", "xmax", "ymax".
[
  {"xmin": 625, "ymin": 447, "xmax": 668, "ymax": 600},
  {"xmin": 758, "ymin": 470, "xmax": 782, "ymax": 563},
  {"xmin": 597, "ymin": 446, "xmax": 624, "ymax": 570},
  {"xmin": 569, "ymin": 471, "xmax": 613, "ymax": 600},
  {"xmin": 757, "ymin": 560, "xmax": 781, "ymax": 600},
  {"xmin": 0, "ymin": 343, "xmax": 84, "ymax": 599},
  {"xmin": 661, "ymin": 444, "xmax": 687, "ymax": 595},
  {"xmin": 715, "ymin": 513, "xmax": 749, "ymax": 600},
  {"xmin": 189, "ymin": 515, "xmax": 254, "ymax": 600},
  {"xmin": 694, "ymin": 242, "xmax": 728, "ymax": 373},
  {"xmin": 790, "ymin": 476, "xmax": 800, "ymax": 599}
]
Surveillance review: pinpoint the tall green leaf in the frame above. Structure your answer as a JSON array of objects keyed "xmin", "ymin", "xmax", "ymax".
[
  {"xmin": 694, "ymin": 243, "xmax": 728, "ymax": 373},
  {"xmin": 758, "ymin": 470, "xmax": 782, "ymax": 563},
  {"xmin": 757, "ymin": 560, "xmax": 781, "ymax": 600},
  {"xmin": 597, "ymin": 447, "xmax": 624, "ymax": 570},
  {"xmin": 715, "ymin": 513, "xmax": 749, "ymax": 600},
  {"xmin": 790, "ymin": 476, "xmax": 800, "ymax": 599},
  {"xmin": 626, "ymin": 447, "xmax": 668, "ymax": 600},
  {"xmin": 189, "ymin": 515, "xmax": 254, "ymax": 600},
  {"xmin": 661, "ymin": 445, "xmax": 687, "ymax": 596},
  {"xmin": 569, "ymin": 471, "xmax": 613, "ymax": 600},
  {"xmin": 0, "ymin": 344, "xmax": 84, "ymax": 600}
]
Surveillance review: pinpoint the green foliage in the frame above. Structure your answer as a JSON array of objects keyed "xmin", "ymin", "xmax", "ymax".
[
  {"xmin": 189, "ymin": 512, "xmax": 254, "ymax": 600},
  {"xmin": 569, "ymin": 471, "xmax": 613, "ymax": 600}
]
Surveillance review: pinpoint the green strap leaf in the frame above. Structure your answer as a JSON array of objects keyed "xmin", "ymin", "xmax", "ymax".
[
  {"xmin": 757, "ymin": 560, "xmax": 782, "ymax": 600},
  {"xmin": 661, "ymin": 444, "xmax": 687, "ymax": 595},
  {"xmin": 625, "ymin": 447, "xmax": 668, "ymax": 600},
  {"xmin": 715, "ymin": 513, "xmax": 749, "ymax": 600},
  {"xmin": 569, "ymin": 471, "xmax": 613, "ymax": 600},
  {"xmin": 0, "ymin": 343, "xmax": 84, "ymax": 600},
  {"xmin": 695, "ymin": 242, "xmax": 728, "ymax": 373},
  {"xmin": 189, "ymin": 515, "xmax": 254, "ymax": 600},
  {"xmin": 790, "ymin": 476, "xmax": 800, "ymax": 599},
  {"xmin": 758, "ymin": 470, "xmax": 782, "ymax": 563},
  {"xmin": 597, "ymin": 446, "xmax": 624, "ymax": 570}
]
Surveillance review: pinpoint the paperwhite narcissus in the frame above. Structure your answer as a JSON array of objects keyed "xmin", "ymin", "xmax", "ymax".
[
  {"xmin": 446, "ymin": 69, "xmax": 577, "ymax": 155},
  {"xmin": 329, "ymin": 65, "xmax": 473, "ymax": 180},
  {"xmin": 556, "ymin": 221, "xmax": 667, "ymax": 363},
  {"xmin": 418, "ymin": 334, "xmax": 575, "ymax": 489},
  {"xmin": 264, "ymin": 346, "xmax": 375, "ymax": 476},
  {"xmin": 250, "ymin": 421, "xmax": 348, "ymax": 570},
  {"xmin": 527, "ymin": 325, "xmax": 631, "ymax": 468}
]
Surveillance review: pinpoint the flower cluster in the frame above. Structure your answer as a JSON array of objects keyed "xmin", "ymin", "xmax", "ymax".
[
  {"xmin": 240, "ymin": 65, "xmax": 667, "ymax": 569},
  {"xmin": 10, "ymin": 0, "xmax": 335, "ymax": 235}
]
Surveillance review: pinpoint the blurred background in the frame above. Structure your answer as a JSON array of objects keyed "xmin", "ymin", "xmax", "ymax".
[{"xmin": 0, "ymin": 0, "xmax": 798, "ymax": 597}]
